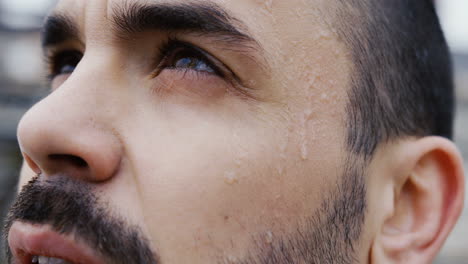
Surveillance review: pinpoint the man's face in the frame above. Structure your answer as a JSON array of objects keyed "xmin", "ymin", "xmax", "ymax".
[{"xmin": 5, "ymin": 0, "xmax": 366, "ymax": 263}]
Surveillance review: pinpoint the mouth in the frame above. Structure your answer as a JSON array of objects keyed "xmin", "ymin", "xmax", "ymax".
[{"xmin": 8, "ymin": 222, "xmax": 105, "ymax": 264}]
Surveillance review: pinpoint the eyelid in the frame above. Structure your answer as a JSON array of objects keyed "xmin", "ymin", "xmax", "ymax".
[
  {"xmin": 44, "ymin": 49, "xmax": 83, "ymax": 82},
  {"xmin": 153, "ymin": 39, "xmax": 259, "ymax": 100},
  {"xmin": 154, "ymin": 39, "xmax": 238, "ymax": 81}
]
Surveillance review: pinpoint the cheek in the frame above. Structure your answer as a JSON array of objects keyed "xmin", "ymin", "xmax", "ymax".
[{"xmin": 121, "ymin": 105, "xmax": 343, "ymax": 255}]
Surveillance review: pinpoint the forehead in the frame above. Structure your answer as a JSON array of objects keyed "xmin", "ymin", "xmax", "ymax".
[{"xmin": 52, "ymin": 0, "xmax": 325, "ymax": 17}]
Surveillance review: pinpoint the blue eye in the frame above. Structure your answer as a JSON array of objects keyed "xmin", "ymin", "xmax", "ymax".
[
  {"xmin": 59, "ymin": 64, "xmax": 76, "ymax": 75},
  {"xmin": 174, "ymin": 57, "xmax": 215, "ymax": 73},
  {"xmin": 49, "ymin": 50, "xmax": 82, "ymax": 79},
  {"xmin": 158, "ymin": 40, "xmax": 223, "ymax": 77}
]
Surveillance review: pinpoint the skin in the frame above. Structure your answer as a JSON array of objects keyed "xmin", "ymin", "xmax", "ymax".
[{"xmin": 13, "ymin": 0, "xmax": 465, "ymax": 263}]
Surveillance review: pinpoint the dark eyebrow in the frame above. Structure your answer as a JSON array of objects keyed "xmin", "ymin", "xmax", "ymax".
[
  {"xmin": 41, "ymin": 14, "xmax": 79, "ymax": 48},
  {"xmin": 111, "ymin": 2, "xmax": 261, "ymax": 50}
]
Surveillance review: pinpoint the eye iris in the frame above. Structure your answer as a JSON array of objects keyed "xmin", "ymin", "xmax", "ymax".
[
  {"xmin": 174, "ymin": 57, "xmax": 214, "ymax": 73},
  {"xmin": 53, "ymin": 51, "xmax": 82, "ymax": 77},
  {"xmin": 59, "ymin": 64, "xmax": 76, "ymax": 74}
]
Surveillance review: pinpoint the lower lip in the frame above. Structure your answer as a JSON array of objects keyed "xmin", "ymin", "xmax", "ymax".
[{"xmin": 8, "ymin": 221, "xmax": 103, "ymax": 264}]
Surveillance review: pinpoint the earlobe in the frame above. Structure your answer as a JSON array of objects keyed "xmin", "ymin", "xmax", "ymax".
[{"xmin": 371, "ymin": 137, "xmax": 465, "ymax": 264}]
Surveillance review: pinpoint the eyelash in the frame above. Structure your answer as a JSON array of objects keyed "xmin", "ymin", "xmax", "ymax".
[
  {"xmin": 45, "ymin": 38, "xmax": 236, "ymax": 85},
  {"xmin": 45, "ymin": 50, "xmax": 83, "ymax": 81},
  {"xmin": 154, "ymin": 38, "xmax": 228, "ymax": 79}
]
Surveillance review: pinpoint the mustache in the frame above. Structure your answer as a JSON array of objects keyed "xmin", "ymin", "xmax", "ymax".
[{"xmin": 3, "ymin": 176, "xmax": 158, "ymax": 264}]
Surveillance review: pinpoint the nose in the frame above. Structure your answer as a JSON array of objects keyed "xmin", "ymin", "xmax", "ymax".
[{"xmin": 17, "ymin": 76, "xmax": 123, "ymax": 183}]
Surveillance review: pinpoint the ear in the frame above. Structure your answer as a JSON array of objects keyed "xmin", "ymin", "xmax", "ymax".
[{"xmin": 371, "ymin": 136, "xmax": 465, "ymax": 263}]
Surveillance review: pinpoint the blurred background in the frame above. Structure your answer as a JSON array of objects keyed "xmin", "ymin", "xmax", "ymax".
[{"xmin": 0, "ymin": 0, "xmax": 467, "ymax": 262}]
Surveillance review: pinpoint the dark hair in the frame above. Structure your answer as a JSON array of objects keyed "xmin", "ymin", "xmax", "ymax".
[{"xmin": 335, "ymin": 0, "xmax": 454, "ymax": 158}]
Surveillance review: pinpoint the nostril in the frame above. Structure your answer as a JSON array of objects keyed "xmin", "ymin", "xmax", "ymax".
[
  {"xmin": 23, "ymin": 153, "xmax": 42, "ymax": 175},
  {"xmin": 48, "ymin": 154, "xmax": 88, "ymax": 168}
]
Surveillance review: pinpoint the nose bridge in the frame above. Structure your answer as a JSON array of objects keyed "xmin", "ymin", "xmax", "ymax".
[
  {"xmin": 68, "ymin": 50, "xmax": 121, "ymax": 112},
  {"xmin": 17, "ymin": 53, "xmax": 124, "ymax": 182}
]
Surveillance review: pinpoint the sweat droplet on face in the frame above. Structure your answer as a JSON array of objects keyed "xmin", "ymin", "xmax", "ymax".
[
  {"xmin": 265, "ymin": 231, "xmax": 274, "ymax": 244},
  {"xmin": 298, "ymin": 112, "xmax": 310, "ymax": 161},
  {"xmin": 264, "ymin": 0, "xmax": 273, "ymax": 11},
  {"xmin": 224, "ymin": 171, "xmax": 238, "ymax": 185},
  {"xmin": 300, "ymin": 143, "xmax": 308, "ymax": 160},
  {"xmin": 226, "ymin": 255, "xmax": 237, "ymax": 263},
  {"xmin": 276, "ymin": 165, "xmax": 284, "ymax": 175}
]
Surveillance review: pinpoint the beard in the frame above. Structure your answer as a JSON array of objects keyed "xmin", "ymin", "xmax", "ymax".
[
  {"xmin": 3, "ymin": 176, "xmax": 158, "ymax": 264},
  {"xmin": 3, "ymin": 157, "xmax": 366, "ymax": 264},
  {"xmin": 228, "ymin": 157, "xmax": 367, "ymax": 264}
]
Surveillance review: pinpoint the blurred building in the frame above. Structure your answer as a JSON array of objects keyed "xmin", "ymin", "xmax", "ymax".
[
  {"xmin": 0, "ymin": 0, "xmax": 55, "ymax": 257},
  {"xmin": 0, "ymin": 0, "xmax": 467, "ymax": 262}
]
